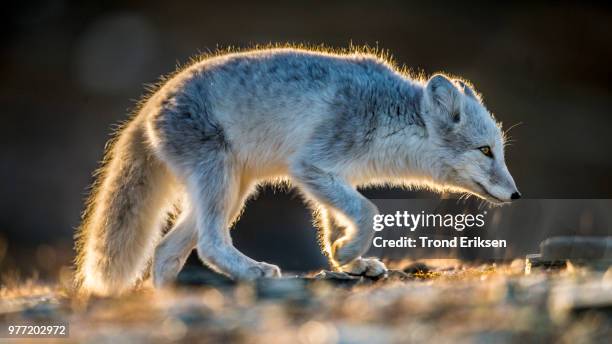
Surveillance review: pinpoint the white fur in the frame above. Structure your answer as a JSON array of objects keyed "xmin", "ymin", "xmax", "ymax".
[{"xmin": 76, "ymin": 48, "xmax": 519, "ymax": 295}]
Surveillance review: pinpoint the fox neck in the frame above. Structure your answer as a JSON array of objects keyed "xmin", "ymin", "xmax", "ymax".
[
  {"xmin": 372, "ymin": 127, "xmax": 443, "ymax": 184},
  {"xmin": 366, "ymin": 83, "xmax": 448, "ymax": 189}
]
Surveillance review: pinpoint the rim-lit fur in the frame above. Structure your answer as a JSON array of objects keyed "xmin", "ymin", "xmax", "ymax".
[{"xmin": 75, "ymin": 47, "xmax": 518, "ymax": 295}]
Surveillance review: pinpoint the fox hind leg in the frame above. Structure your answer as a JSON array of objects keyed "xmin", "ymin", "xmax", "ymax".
[
  {"xmin": 186, "ymin": 156, "xmax": 280, "ymax": 280},
  {"xmin": 152, "ymin": 175, "xmax": 259, "ymax": 287},
  {"xmin": 152, "ymin": 204, "xmax": 197, "ymax": 288},
  {"xmin": 150, "ymin": 103, "xmax": 280, "ymax": 281}
]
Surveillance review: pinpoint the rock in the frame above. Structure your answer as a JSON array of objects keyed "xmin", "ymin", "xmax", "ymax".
[
  {"xmin": 310, "ymin": 270, "xmax": 366, "ymax": 287},
  {"xmin": 175, "ymin": 307, "xmax": 211, "ymax": 325},
  {"xmin": 176, "ymin": 266, "xmax": 235, "ymax": 287},
  {"xmin": 540, "ymin": 236, "xmax": 612, "ymax": 261},
  {"xmin": 403, "ymin": 262, "xmax": 430, "ymax": 274},
  {"xmin": 22, "ymin": 301, "xmax": 62, "ymax": 320},
  {"xmin": 549, "ymin": 281, "xmax": 612, "ymax": 322},
  {"xmin": 386, "ymin": 270, "xmax": 412, "ymax": 281},
  {"xmin": 255, "ymin": 277, "xmax": 309, "ymax": 301},
  {"xmin": 312, "ymin": 270, "xmax": 360, "ymax": 280},
  {"xmin": 526, "ymin": 236, "xmax": 612, "ymax": 273},
  {"xmin": 525, "ymin": 254, "xmax": 566, "ymax": 274}
]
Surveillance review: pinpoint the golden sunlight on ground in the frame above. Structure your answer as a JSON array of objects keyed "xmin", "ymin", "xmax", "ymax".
[{"xmin": 1, "ymin": 260, "xmax": 611, "ymax": 343}]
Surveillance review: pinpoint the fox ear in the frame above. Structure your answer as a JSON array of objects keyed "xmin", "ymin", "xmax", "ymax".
[
  {"xmin": 454, "ymin": 79, "xmax": 478, "ymax": 100},
  {"xmin": 426, "ymin": 74, "xmax": 460, "ymax": 121}
]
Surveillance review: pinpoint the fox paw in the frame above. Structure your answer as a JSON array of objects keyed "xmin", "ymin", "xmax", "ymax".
[
  {"xmin": 338, "ymin": 257, "xmax": 387, "ymax": 277},
  {"xmin": 244, "ymin": 261, "xmax": 282, "ymax": 279}
]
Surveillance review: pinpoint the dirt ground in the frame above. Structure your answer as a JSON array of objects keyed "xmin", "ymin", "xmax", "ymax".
[{"xmin": 1, "ymin": 260, "xmax": 611, "ymax": 343}]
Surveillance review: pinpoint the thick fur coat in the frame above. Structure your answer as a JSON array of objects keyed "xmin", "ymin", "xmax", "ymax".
[{"xmin": 75, "ymin": 48, "xmax": 520, "ymax": 295}]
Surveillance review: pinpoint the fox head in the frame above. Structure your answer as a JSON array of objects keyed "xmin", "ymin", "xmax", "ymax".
[{"xmin": 421, "ymin": 74, "xmax": 520, "ymax": 204}]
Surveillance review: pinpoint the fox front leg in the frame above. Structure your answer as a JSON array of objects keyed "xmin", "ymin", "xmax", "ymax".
[
  {"xmin": 292, "ymin": 162, "xmax": 387, "ymax": 276},
  {"xmin": 317, "ymin": 207, "xmax": 387, "ymax": 277}
]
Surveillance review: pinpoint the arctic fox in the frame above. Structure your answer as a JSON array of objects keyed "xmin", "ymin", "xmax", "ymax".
[{"xmin": 75, "ymin": 47, "xmax": 520, "ymax": 295}]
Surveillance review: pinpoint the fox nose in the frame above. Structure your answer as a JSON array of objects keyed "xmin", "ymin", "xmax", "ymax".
[{"xmin": 511, "ymin": 191, "xmax": 521, "ymax": 200}]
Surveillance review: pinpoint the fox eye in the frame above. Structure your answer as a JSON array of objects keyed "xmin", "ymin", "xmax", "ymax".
[{"xmin": 479, "ymin": 146, "xmax": 493, "ymax": 158}]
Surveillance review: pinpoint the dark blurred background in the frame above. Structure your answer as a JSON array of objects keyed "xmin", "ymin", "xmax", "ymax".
[{"xmin": 1, "ymin": 1, "xmax": 611, "ymax": 279}]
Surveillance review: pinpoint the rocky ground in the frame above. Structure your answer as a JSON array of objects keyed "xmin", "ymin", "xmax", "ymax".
[{"xmin": 1, "ymin": 259, "xmax": 611, "ymax": 343}]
